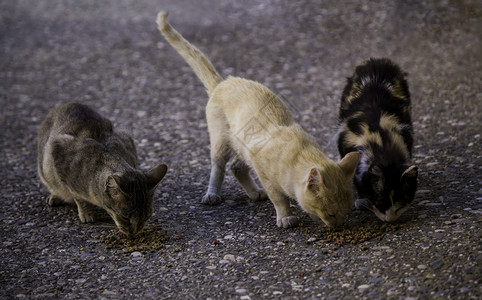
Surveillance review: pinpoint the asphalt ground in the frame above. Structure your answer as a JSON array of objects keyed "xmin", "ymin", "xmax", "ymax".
[{"xmin": 1, "ymin": 0, "xmax": 481, "ymax": 299}]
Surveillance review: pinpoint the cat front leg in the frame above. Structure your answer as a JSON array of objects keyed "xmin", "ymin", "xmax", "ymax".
[
  {"xmin": 74, "ymin": 199, "xmax": 107, "ymax": 223},
  {"xmin": 46, "ymin": 194, "xmax": 65, "ymax": 206},
  {"xmin": 230, "ymin": 158, "xmax": 268, "ymax": 201},
  {"xmin": 264, "ymin": 188, "xmax": 298, "ymax": 228}
]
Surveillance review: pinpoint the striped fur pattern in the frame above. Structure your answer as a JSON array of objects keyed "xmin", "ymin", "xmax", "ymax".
[
  {"xmin": 338, "ymin": 58, "xmax": 418, "ymax": 222},
  {"xmin": 38, "ymin": 103, "xmax": 168, "ymax": 236}
]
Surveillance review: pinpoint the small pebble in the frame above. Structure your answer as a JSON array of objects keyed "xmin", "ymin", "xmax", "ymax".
[
  {"xmin": 369, "ymin": 277, "xmax": 384, "ymax": 283},
  {"xmin": 223, "ymin": 254, "xmax": 236, "ymax": 261},
  {"xmin": 131, "ymin": 251, "xmax": 142, "ymax": 257}
]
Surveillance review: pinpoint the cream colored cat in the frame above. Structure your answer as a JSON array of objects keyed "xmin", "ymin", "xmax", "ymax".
[{"xmin": 156, "ymin": 12, "xmax": 359, "ymax": 228}]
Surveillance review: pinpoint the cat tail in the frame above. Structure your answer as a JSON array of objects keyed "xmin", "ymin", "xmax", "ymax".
[{"xmin": 156, "ymin": 11, "xmax": 222, "ymax": 96}]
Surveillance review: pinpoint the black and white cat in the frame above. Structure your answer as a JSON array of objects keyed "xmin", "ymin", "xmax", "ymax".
[
  {"xmin": 38, "ymin": 103, "xmax": 168, "ymax": 235},
  {"xmin": 337, "ymin": 58, "xmax": 418, "ymax": 222}
]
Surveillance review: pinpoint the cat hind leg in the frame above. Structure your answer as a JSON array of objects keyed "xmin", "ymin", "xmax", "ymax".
[
  {"xmin": 202, "ymin": 104, "xmax": 230, "ymax": 205},
  {"xmin": 202, "ymin": 160, "xmax": 226, "ymax": 205},
  {"xmin": 230, "ymin": 158, "xmax": 267, "ymax": 201}
]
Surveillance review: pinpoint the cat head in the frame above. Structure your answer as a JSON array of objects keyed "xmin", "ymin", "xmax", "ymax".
[
  {"xmin": 300, "ymin": 152, "xmax": 360, "ymax": 227},
  {"xmin": 356, "ymin": 164, "xmax": 418, "ymax": 222},
  {"xmin": 102, "ymin": 164, "xmax": 168, "ymax": 236}
]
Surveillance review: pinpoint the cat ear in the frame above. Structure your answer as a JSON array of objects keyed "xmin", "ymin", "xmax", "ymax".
[
  {"xmin": 105, "ymin": 175, "xmax": 120, "ymax": 191},
  {"xmin": 401, "ymin": 165, "xmax": 418, "ymax": 181},
  {"xmin": 145, "ymin": 164, "xmax": 168, "ymax": 189},
  {"xmin": 307, "ymin": 168, "xmax": 322, "ymax": 192},
  {"xmin": 338, "ymin": 152, "xmax": 360, "ymax": 178}
]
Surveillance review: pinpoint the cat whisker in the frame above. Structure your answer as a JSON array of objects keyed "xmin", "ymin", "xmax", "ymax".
[{"xmin": 354, "ymin": 198, "xmax": 373, "ymax": 212}]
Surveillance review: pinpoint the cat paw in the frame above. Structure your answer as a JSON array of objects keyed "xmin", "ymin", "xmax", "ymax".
[
  {"xmin": 78, "ymin": 210, "xmax": 108, "ymax": 223},
  {"xmin": 201, "ymin": 193, "xmax": 223, "ymax": 205},
  {"xmin": 46, "ymin": 195, "xmax": 64, "ymax": 206},
  {"xmin": 78, "ymin": 212, "xmax": 97, "ymax": 223},
  {"xmin": 248, "ymin": 190, "xmax": 268, "ymax": 201},
  {"xmin": 276, "ymin": 216, "xmax": 299, "ymax": 228}
]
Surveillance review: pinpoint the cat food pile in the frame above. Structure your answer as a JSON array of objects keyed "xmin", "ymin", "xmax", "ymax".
[
  {"xmin": 100, "ymin": 225, "xmax": 169, "ymax": 254},
  {"xmin": 317, "ymin": 220, "xmax": 401, "ymax": 248}
]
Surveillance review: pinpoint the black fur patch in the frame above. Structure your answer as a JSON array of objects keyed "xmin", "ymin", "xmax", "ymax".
[{"xmin": 338, "ymin": 58, "xmax": 417, "ymax": 221}]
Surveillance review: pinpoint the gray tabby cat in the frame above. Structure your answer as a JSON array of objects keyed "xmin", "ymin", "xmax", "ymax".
[{"xmin": 37, "ymin": 103, "xmax": 168, "ymax": 236}]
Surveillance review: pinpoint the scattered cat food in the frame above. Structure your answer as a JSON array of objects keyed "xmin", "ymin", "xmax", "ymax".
[
  {"xmin": 100, "ymin": 225, "xmax": 169, "ymax": 254},
  {"xmin": 316, "ymin": 220, "xmax": 401, "ymax": 248}
]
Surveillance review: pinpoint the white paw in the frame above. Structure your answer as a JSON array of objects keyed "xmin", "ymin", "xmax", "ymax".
[
  {"xmin": 276, "ymin": 216, "xmax": 299, "ymax": 228},
  {"xmin": 248, "ymin": 190, "xmax": 268, "ymax": 201},
  {"xmin": 202, "ymin": 193, "xmax": 223, "ymax": 205}
]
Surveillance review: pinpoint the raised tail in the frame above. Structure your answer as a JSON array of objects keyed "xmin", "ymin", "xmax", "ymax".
[{"xmin": 156, "ymin": 11, "xmax": 222, "ymax": 95}]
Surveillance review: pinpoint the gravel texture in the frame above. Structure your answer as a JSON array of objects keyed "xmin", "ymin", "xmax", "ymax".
[{"xmin": 1, "ymin": 0, "xmax": 481, "ymax": 299}]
